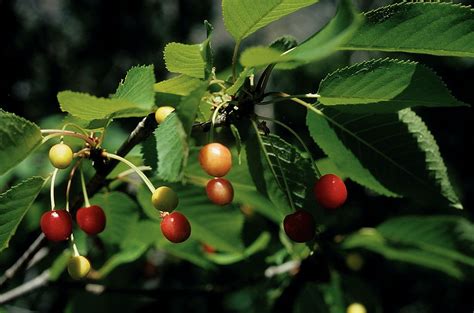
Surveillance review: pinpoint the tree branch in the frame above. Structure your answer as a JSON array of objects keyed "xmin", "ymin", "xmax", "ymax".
[
  {"xmin": 0, "ymin": 270, "xmax": 50, "ymax": 304},
  {"xmin": 0, "ymin": 234, "xmax": 46, "ymax": 288}
]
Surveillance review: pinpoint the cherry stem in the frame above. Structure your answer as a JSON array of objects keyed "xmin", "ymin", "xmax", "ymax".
[
  {"xmin": 256, "ymin": 115, "xmax": 321, "ymax": 178},
  {"xmin": 80, "ymin": 167, "xmax": 91, "ymax": 207},
  {"xmin": 209, "ymin": 100, "xmax": 227, "ymax": 142},
  {"xmin": 70, "ymin": 235, "xmax": 80, "ymax": 257},
  {"xmin": 65, "ymin": 160, "xmax": 82, "ymax": 212},
  {"xmin": 50, "ymin": 168, "xmax": 59, "ymax": 211},
  {"xmin": 41, "ymin": 129, "xmax": 96, "ymax": 146},
  {"xmin": 61, "ymin": 123, "xmax": 90, "ymax": 136},
  {"xmin": 104, "ymin": 152, "xmax": 156, "ymax": 193},
  {"xmin": 257, "ymin": 93, "xmax": 320, "ymax": 106},
  {"xmin": 116, "ymin": 166, "xmax": 152, "ymax": 179}
]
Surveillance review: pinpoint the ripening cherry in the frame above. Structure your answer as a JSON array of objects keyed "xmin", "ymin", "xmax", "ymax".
[
  {"xmin": 49, "ymin": 143, "xmax": 73, "ymax": 169},
  {"xmin": 198, "ymin": 143, "xmax": 232, "ymax": 177},
  {"xmin": 76, "ymin": 205, "xmax": 106, "ymax": 235},
  {"xmin": 161, "ymin": 212, "xmax": 191, "ymax": 243},
  {"xmin": 67, "ymin": 255, "xmax": 91, "ymax": 280},
  {"xmin": 40, "ymin": 210, "xmax": 73, "ymax": 241},
  {"xmin": 206, "ymin": 177, "xmax": 234, "ymax": 205},
  {"xmin": 314, "ymin": 174, "xmax": 347, "ymax": 209},
  {"xmin": 283, "ymin": 210, "xmax": 316, "ymax": 243},
  {"xmin": 155, "ymin": 106, "xmax": 175, "ymax": 124},
  {"xmin": 151, "ymin": 186, "xmax": 179, "ymax": 212}
]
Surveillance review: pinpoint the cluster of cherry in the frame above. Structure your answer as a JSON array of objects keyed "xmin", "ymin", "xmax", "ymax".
[
  {"xmin": 41, "ymin": 143, "xmax": 106, "ymax": 279},
  {"xmin": 284, "ymin": 174, "xmax": 347, "ymax": 243}
]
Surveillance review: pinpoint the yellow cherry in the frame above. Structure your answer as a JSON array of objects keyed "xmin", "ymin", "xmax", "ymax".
[
  {"xmin": 49, "ymin": 143, "xmax": 73, "ymax": 169},
  {"xmin": 151, "ymin": 186, "xmax": 179, "ymax": 212},
  {"xmin": 155, "ymin": 106, "xmax": 175, "ymax": 124},
  {"xmin": 67, "ymin": 255, "xmax": 91, "ymax": 280},
  {"xmin": 347, "ymin": 303, "xmax": 367, "ymax": 313}
]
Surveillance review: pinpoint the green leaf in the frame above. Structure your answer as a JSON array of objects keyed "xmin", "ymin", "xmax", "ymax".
[
  {"xmin": 0, "ymin": 110, "xmax": 42, "ymax": 176},
  {"xmin": 154, "ymin": 75, "xmax": 203, "ymax": 96},
  {"xmin": 164, "ymin": 43, "xmax": 207, "ymax": 79},
  {"xmin": 154, "ymin": 83, "xmax": 208, "ymax": 182},
  {"xmin": 240, "ymin": 0, "xmax": 361, "ymax": 68},
  {"xmin": 155, "ymin": 113, "xmax": 187, "ymax": 182},
  {"xmin": 307, "ymin": 105, "xmax": 461, "ymax": 208},
  {"xmin": 0, "ymin": 176, "xmax": 45, "ymax": 253},
  {"xmin": 154, "ymin": 74, "xmax": 204, "ymax": 106},
  {"xmin": 223, "ymin": 0, "xmax": 319, "ymax": 42},
  {"xmin": 315, "ymin": 158, "xmax": 346, "ymax": 179},
  {"xmin": 226, "ymin": 68, "xmax": 254, "ymax": 96},
  {"xmin": 90, "ymin": 192, "xmax": 139, "ymax": 246},
  {"xmin": 141, "ymin": 133, "xmax": 158, "ymax": 173},
  {"xmin": 98, "ymin": 220, "xmax": 161, "ymax": 277},
  {"xmin": 205, "ymin": 232, "xmax": 271, "ymax": 265},
  {"xmin": 342, "ymin": 2, "xmax": 474, "ymax": 58},
  {"xmin": 62, "ymin": 114, "xmax": 109, "ymax": 131},
  {"xmin": 343, "ymin": 216, "xmax": 474, "ymax": 279},
  {"xmin": 113, "ymin": 65, "xmax": 156, "ymax": 109},
  {"xmin": 295, "ymin": 273, "xmax": 345, "ymax": 313},
  {"xmin": 58, "ymin": 91, "xmax": 149, "ymax": 120},
  {"xmin": 270, "ymin": 35, "xmax": 298, "ymax": 52},
  {"xmin": 281, "ymin": 0, "xmax": 361, "ymax": 67},
  {"xmin": 318, "ymin": 59, "xmax": 467, "ymax": 113},
  {"xmin": 246, "ymin": 126, "xmax": 316, "ymax": 217},
  {"xmin": 230, "ymin": 124, "xmax": 242, "ymax": 164},
  {"xmin": 184, "ymin": 148, "xmax": 282, "ymax": 223},
  {"xmin": 49, "ymin": 251, "xmax": 71, "ymax": 281},
  {"xmin": 175, "ymin": 83, "xmax": 209, "ymax": 136}
]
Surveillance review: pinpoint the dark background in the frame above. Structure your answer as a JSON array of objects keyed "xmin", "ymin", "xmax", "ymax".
[{"xmin": 0, "ymin": 0, "xmax": 473, "ymax": 312}]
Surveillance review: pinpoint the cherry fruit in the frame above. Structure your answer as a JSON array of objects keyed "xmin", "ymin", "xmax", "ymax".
[
  {"xmin": 161, "ymin": 212, "xmax": 191, "ymax": 243},
  {"xmin": 198, "ymin": 143, "xmax": 232, "ymax": 177},
  {"xmin": 49, "ymin": 143, "xmax": 73, "ymax": 169},
  {"xmin": 314, "ymin": 174, "xmax": 347, "ymax": 209},
  {"xmin": 152, "ymin": 186, "xmax": 179, "ymax": 212},
  {"xmin": 76, "ymin": 205, "xmax": 106, "ymax": 235},
  {"xmin": 206, "ymin": 177, "xmax": 234, "ymax": 205},
  {"xmin": 155, "ymin": 106, "xmax": 175, "ymax": 124},
  {"xmin": 67, "ymin": 255, "xmax": 91, "ymax": 280},
  {"xmin": 283, "ymin": 210, "xmax": 316, "ymax": 243},
  {"xmin": 346, "ymin": 303, "xmax": 367, "ymax": 313},
  {"xmin": 40, "ymin": 210, "xmax": 73, "ymax": 241}
]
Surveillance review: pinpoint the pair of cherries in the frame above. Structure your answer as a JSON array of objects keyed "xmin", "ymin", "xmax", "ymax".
[
  {"xmin": 284, "ymin": 174, "xmax": 347, "ymax": 243},
  {"xmin": 199, "ymin": 143, "xmax": 234, "ymax": 206},
  {"xmin": 40, "ymin": 205, "xmax": 106, "ymax": 241}
]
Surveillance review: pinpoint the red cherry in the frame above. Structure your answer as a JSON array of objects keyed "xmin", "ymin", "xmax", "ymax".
[
  {"xmin": 283, "ymin": 210, "xmax": 316, "ymax": 243},
  {"xmin": 161, "ymin": 212, "xmax": 191, "ymax": 243},
  {"xmin": 314, "ymin": 174, "xmax": 347, "ymax": 209},
  {"xmin": 40, "ymin": 210, "xmax": 73, "ymax": 242},
  {"xmin": 76, "ymin": 205, "xmax": 106, "ymax": 235},
  {"xmin": 198, "ymin": 143, "xmax": 232, "ymax": 177},
  {"xmin": 206, "ymin": 177, "xmax": 234, "ymax": 205}
]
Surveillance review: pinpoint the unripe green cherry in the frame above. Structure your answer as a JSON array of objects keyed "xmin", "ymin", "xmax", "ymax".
[
  {"xmin": 67, "ymin": 255, "xmax": 91, "ymax": 280},
  {"xmin": 155, "ymin": 106, "xmax": 175, "ymax": 124},
  {"xmin": 49, "ymin": 143, "xmax": 73, "ymax": 169},
  {"xmin": 151, "ymin": 186, "xmax": 179, "ymax": 212}
]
